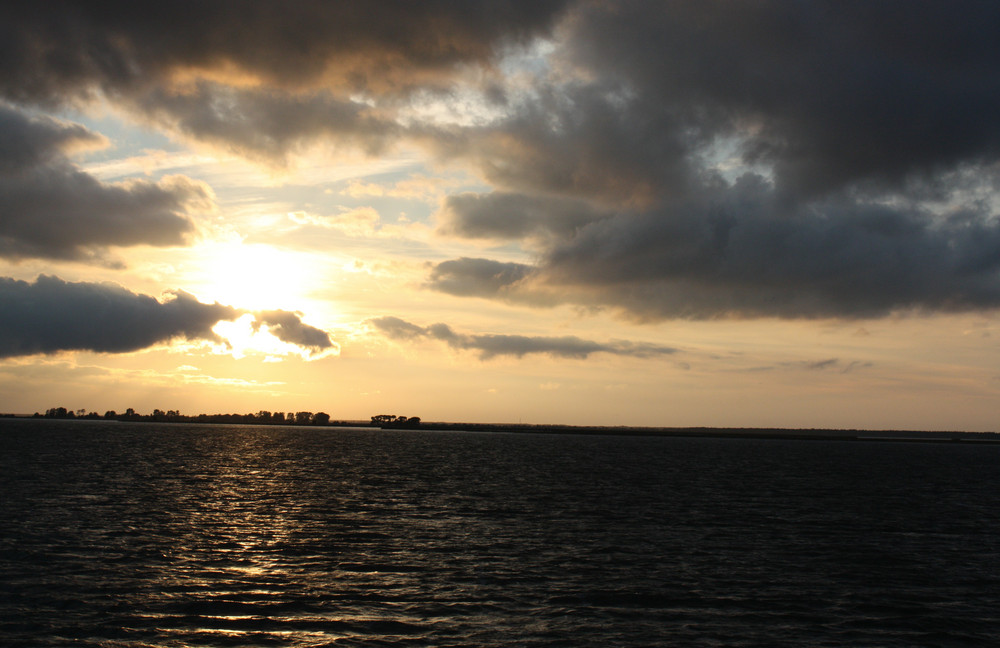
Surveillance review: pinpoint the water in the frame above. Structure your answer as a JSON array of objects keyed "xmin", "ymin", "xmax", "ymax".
[{"xmin": 2, "ymin": 419, "xmax": 999, "ymax": 647}]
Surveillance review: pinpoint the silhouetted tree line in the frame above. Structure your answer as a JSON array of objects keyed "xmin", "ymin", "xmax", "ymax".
[
  {"xmin": 370, "ymin": 414, "xmax": 421, "ymax": 429},
  {"xmin": 30, "ymin": 407, "xmax": 421, "ymax": 428},
  {"xmin": 33, "ymin": 407, "xmax": 343, "ymax": 426}
]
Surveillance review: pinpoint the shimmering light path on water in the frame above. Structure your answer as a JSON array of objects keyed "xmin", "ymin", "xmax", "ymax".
[{"xmin": 1, "ymin": 420, "xmax": 999, "ymax": 646}]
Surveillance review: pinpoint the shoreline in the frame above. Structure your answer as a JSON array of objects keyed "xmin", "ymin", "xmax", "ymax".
[
  {"xmin": 5, "ymin": 416, "xmax": 999, "ymax": 443},
  {"xmin": 413, "ymin": 422, "xmax": 1000, "ymax": 443}
]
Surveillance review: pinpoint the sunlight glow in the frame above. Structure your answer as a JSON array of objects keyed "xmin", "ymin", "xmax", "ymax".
[
  {"xmin": 195, "ymin": 242, "xmax": 321, "ymax": 311},
  {"xmin": 213, "ymin": 314, "xmax": 319, "ymax": 360}
]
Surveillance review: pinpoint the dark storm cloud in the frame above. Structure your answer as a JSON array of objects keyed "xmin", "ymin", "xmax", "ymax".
[
  {"xmin": 6, "ymin": 0, "xmax": 998, "ymax": 190},
  {"xmin": 558, "ymin": 0, "xmax": 1000, "ymax": 202},
  {"xmin": 252, "ymin": 310, "xmax": 336, "ymax": 356},
  {"xmin": 369, "ymin": 315, "xmax": 676, "ymax": 360},
  {"xmin": 0, "ymin": 105, "xmax": 206, "ymax": 261},
  {"xmin": 0, "ymin": 1, "xmax": 569, "ymax": 160},
  {"xmin": 538, "ymin": 176, "xmax": 1000, "ymax": 318},
  {"xmin": 448, "ymin": 81, "xmax": 695, "ymax": 208},
  {"xmin": 0, "ymin": 275, "xmax": 240, "ymax": 358},
  {"xmin": 0, "ymin": 1, "xmax": 568, "ymax": 100},
  {"xmin": 432, "ymin": 175, "xmax": 1000, "ymax": 319},
  {"xmin": 429, "ymin": 2, "xmax": 1000, "ymax": 319}
]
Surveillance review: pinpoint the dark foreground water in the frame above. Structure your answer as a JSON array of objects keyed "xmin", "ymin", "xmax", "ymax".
[{"xmin": 2, "ymin": 420, "xmax": 999, "ymax": 647}]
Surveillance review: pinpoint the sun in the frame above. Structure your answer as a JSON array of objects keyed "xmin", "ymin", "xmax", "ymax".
[{"xmin": 194, "ymin": 241, "xmax": 320, "ymax": 311}]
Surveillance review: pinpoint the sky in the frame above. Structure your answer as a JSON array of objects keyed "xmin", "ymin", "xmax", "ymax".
[{"xmin": 3, "ymin": 1, "xmax": 1000, "ymax": 430}]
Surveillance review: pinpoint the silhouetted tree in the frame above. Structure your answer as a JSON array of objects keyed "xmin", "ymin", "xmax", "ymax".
[{"xmin": 312, "ymin": 412, "xmax": 330, "ymax": 426}]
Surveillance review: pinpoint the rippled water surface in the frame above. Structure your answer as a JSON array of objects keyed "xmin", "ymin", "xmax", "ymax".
[{"xmin": 2, "ymin": 420, "xmax": 999, "ymax": 646}]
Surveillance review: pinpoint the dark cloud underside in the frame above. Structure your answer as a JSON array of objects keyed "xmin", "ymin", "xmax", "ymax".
[
  {"xmin": 0, "ymin": 104, "xmax": 206, "ymax": 262},
  {"xmin": 428, "ymin": 1, "xmax": 1000, "ymax": 319},
  {"xmin": 369, "ymin": 315, "xmax": 676, "ymax": 360},
  {"xmin": 0, "ymin": 1, "xmax": 569, "ymax": 100},
  {"xmin": 0, "ymin": 1, "xmax": 570, "ymax": 161},
  {"xmin": 427, "ymin": 257, "xmax": 535, "ymax": 299},
  {"xmin": 0, "ymin": 276, "xmax": 339, "ymax": 359},
  {"xmin": 253, "ymin": 310, "xmax": 336, "ymax": 356},
  {"xmin": 0, "ymin": 275, "xmax": 239, "ymax": 358}
]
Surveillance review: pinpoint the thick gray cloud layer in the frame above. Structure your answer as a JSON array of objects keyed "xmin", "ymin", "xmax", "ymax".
[
  {"xmin": 370, "ymin": 315, "xmax": 676, "ymax": 360},
  {"xmin": 0, "ymin": 1, "xmax": 567, "ymax": 100},
  {"xmin": 432, "ymin": 177, "xmax": 1000, "ymax": 320},
  {"xmin": 429, "ymin": 1, "xmax": 1000, "ymax": 319},
  {"xmin": 470, "ymin": 1, "xmax": 1000, "ymax": 205},
  {"xmin": 0, "ymin": 1, "xmax": 569, "ymax": 161},
  {"xmin": 0, "ymin": 104, "xmax": 206, "ymax": 261},
  {"xmin": 0, "ymin": 275, "xmax": 239, "ymax": 357},
  {"xmin": 0, "ymin": 275, "xmax": 338, "ymax": 358}
]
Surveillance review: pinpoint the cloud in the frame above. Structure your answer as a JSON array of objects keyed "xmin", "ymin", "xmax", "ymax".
[
  {"xmin": 370, "ymin": 315, "xmax": 427, "ymax": 341},
  {"xmin": 2, "ymin": 2, "xmax": 569, "ymax": 95},
  {"xmin": 0, "ymin": 104, "xmax": 210, "ymax": 262},
  {"xmin": 0, "ymin": 104, "xmax": 106, "ymax": 171},
  {"xmin": 427, "ymin": 257, "xmax": 535, "ymax": 299},
  {"xmin": 801, "ymin": 359, "xmax": 840, "ymax": 372},
  {"xmin": 252, "ymin": 309, "xmax": 337, "ymax": 357},
  {"xmin": 425, "ymin": 3, "xmax": 1000, "ymax": 320},
  {"xmin": 0, "ymin": 1, "xmax": 569, "ymax": 162},
  {"xmin": 464, "ymin": 1, "xmax": 1000, "ymax": 204},
  {"xmin": 784, "ymin": 358, "xmax": 873, "ymax": 373},
  {"xmin": 368, "ymin": 315, "xmax": 677, "ymax": 360},
  {"xmin": 10, "ymin": 3, "xmax": 1000, "ymax": 320},
  {"xmin": 0, "ymin": 275, "xmax": 239, "ymax": 358},
  {"xmin": 133, "ymin": 84, "xmax": 401, "ymax": 164},
  {"xmin": 290, "ymin": 207, "xmax": 380, "ymax": 236},
  {"xmin": 437, "ymin": 191, "xmax": 609, "ymax": 243},
  {"xmin": 430, "ymin": 174, "xmax": 1000, "ymax": 319},
  {"xmin": 0, "ymin": 276, "xmax": 340, "ymax": 360}
]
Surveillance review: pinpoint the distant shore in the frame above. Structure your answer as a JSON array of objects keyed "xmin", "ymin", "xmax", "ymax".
[
  {"xmin": 411, "ymin": 422, "xmax": 1000, "ymax": 443},
  {"xmin": 3, "ymin": 414, "xmax": 999, "ymax": 443}
]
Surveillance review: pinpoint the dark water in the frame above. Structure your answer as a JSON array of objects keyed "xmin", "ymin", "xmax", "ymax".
[{"xmin": 2, "ymin": 420, "xmax": 999, "ymax": 647}]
